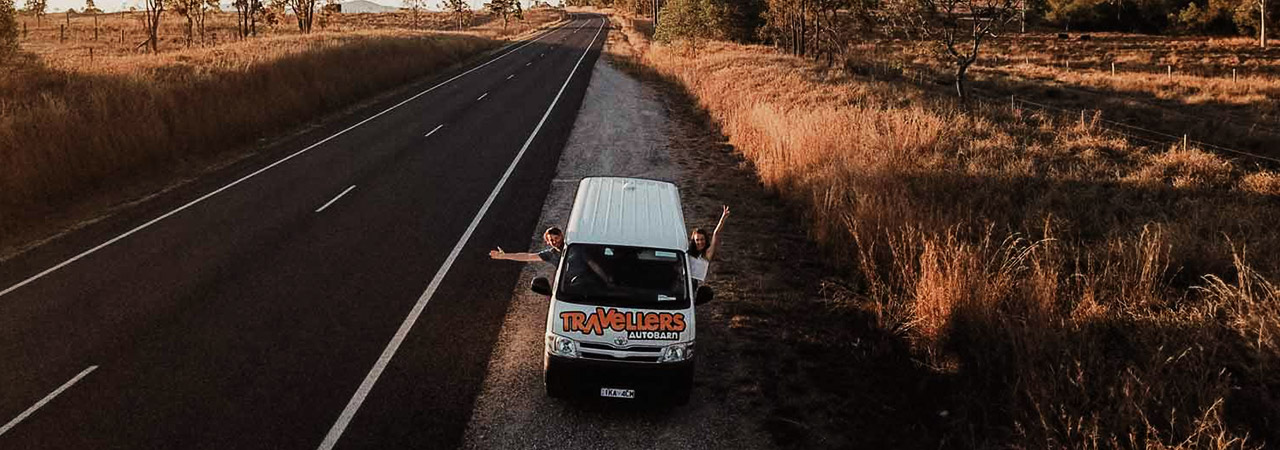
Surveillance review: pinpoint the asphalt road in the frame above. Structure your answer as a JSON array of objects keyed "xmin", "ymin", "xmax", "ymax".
[{"xmin": 0, "ymin": 13, "xmax": 607, "ymax": 449}]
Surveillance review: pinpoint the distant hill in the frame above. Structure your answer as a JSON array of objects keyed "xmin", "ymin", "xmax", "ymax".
[{"xmin": 339, "ymin": 0, "xmax": 399, "ymax": 13}]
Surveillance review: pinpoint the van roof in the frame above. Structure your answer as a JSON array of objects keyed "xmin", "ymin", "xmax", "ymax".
[{"xmin": 566, "ymin": 177, "xmax": 688, "ymax": 252}]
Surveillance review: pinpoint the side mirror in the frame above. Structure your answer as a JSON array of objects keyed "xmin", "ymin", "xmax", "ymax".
[
  {"xmin": 695, "ymin": 285, "xmax": 714, "ymax": 305},
  {"xmin": 531, "ymin": 277, "xmax": 552, "ymax": 296}
]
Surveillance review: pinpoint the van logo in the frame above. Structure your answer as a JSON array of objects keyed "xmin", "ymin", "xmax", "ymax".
[
  {"xmin": 560, "ymin": 308, "xmax": 686, "ymax": 340},
  {"xmin": 613, "ymin": 336, "xmax": 628, "ymax": 347}
]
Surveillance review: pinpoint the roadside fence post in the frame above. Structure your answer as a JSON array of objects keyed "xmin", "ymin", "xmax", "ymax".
[
  {"xmin": 89, "ymin": 47, "xmax": 93, "ymax": 63},
  {"xmin": 60, "ymin": 24, "xmax": 65, "ymax": 43},
  {"xmin": 1233, "ymin": 68, "xmax": 1237, "ymax": 82},
  {"xmin": 1167, "ymin": 65, "xmax": 1172, "ymax": 79},
  {"xmin": 1183, "ymin": 134, "xmax": 1188, "ymax": 151},
  {"xmin": 94, "ymin": 15, "xmax": 98, "ymax": 40},
  {"xmin": 1111, "ymin": 62, "xmax": 1115, "ymax": 75}
]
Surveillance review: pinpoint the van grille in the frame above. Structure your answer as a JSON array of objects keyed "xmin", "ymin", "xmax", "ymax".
[
  {"xmin": 579, "ymin": 351, "xmax": 660, "ymax": 363},
  {"xmin": 580, "ymin": 342, "xmax": 661, "ymax": 353}
]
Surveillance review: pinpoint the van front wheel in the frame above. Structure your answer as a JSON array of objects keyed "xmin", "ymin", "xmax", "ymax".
[
  {"xmin": 670, "ymin": 369, "xmax": 693, "ymax": 406},
  {"xmin": 543, "ymin": 354, "xmax": 569, "ymax": 399}
]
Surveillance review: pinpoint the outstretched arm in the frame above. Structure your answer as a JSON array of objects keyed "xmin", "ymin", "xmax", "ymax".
[
  {"xmin": 705, "ymin": 205, "xmax": 729, "ymax": 261},
  {"xmin": 489, "ymin": 247, "xmax": 543, "ymax": 262}
]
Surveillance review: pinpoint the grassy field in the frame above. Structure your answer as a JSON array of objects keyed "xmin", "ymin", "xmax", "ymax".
[
  {"xmin": 607, "ymin": 12, "xmax": 1280, "ymax": 449},
  {"xmin": 846, "ymin": 32, "xmax": 1280, "ymax": 161},
  {"xmin": 0, "ymin": 8, "xmax": 565, "ymax": 254}
]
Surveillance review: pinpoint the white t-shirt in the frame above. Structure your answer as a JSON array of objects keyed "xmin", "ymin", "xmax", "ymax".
[{"xmin": 689, "ymin": 256, "xmax": 710, "ymax": 282}]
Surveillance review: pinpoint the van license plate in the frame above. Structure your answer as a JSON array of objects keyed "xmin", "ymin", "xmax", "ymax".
[{"xmin": 600, "ymin": 388, "xmax": 635, "ymax": 399}]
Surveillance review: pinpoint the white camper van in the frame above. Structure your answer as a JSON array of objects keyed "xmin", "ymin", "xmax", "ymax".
[{"xmin": 530, "ymin": 177, "xmax": 714, "ymax": 404}]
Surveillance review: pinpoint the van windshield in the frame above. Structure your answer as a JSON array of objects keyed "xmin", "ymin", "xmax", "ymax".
[{"xmin": 556, "ymin": 244, "xmax": 690, "ymax": 310}]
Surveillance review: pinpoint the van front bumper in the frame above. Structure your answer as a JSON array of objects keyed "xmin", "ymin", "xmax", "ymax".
[{"xmin": 545, "ymin": 353, "xmax": 693, "ymax": 400}]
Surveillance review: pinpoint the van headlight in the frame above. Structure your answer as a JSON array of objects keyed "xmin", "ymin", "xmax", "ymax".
[
  {"xmin": 545, "ymin": 333, "xmax": 578, "ymax": 358},
  {"xmin": 659, "ymin": 341, "xmax": 694, "ymax": 363}
]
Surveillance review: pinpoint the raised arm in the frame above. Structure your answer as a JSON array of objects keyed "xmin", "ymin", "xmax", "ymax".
[
  {"xmin": 489, "ymin": 247, "xmax": 544, "ymax": 262},
  {"xmin": 705, "ymin": 205, "xmax": 729, "ymax": 261}
]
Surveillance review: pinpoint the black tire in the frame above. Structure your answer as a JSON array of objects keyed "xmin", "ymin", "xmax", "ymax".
[
  {"xmin": 669, "ymin": 369, "xmax": 693, "ymax": 406},
  {"xmin": 544, "ymin": 353, "xmax": 570, "ymax": 399}
]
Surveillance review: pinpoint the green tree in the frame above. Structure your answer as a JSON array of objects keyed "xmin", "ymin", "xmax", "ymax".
[
  {"xmin": 24, "ymin": 0, "xmax": 46, "ymax": 25},
  {"xmin": 486, "ymin": 0, "xmax": 522, "ymax": 29},
  {"xmin": 655, "ymin": 0, "xmax": 721, "ymax": 54}
]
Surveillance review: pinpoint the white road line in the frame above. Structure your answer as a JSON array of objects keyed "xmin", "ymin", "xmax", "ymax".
[
  {"xmin": 477, "ymin": 92, "xmax": 489, "ymax": 101},
  {"xmin": 314, "ymin": 185, "xmax": 356, "ymax": 213},
  {"xmin": 0, "ymin": 366, "xmax": 98, "ymax": 438},
  {"xmin": 0, "ymin": 19, "xmax": 575, "ymax": 301},
  {"xmin": 526, "ymin": 62, "xmax": 532, "ymax": 66},
  {"xmin": 424, "ymin": 124, "xmax": 444, "ymax": 138},
  {"xmin": 316, "ymin": 17, "xmax": 607, "ymax": 450},
  {"xmin": 507, "ymin": 74, "xmax": 515, "ymax": 80}
]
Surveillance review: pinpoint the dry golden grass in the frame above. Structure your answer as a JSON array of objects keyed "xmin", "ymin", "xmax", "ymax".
[
  {"xmin": 0, "ymin": 9, "xmax": 568, "ymax": 245},
  {"xmin": 0, "ymin": 9, "xmax": 565, "ymax": 245},
  {"xmin": 610, "ymin": 14, "xmax": 1280, "ymax": 448},
  {"xmin": 846, "ymin": 33, "xmax": 1280, "ymax": 160},
  {"xmin": 11, "ymin": 9, "xmax": 564, "ymax": 61}
]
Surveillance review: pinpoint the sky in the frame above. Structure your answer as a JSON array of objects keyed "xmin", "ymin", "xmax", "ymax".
[{"xmin": 20, "ymin": 0, "xmax": 558, "ymax": 13}]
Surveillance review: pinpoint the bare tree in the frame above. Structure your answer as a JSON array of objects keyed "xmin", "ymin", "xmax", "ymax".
[
  {"xmin": 173, "ymin": 0, "xmax": 217, "ymax": 46},
  {"xmin": 881, "ymin": 0, "xmax": 1019, "ymax": 100},
  {"xmin": 765, "ymin": 0, "xmax": 815, "ymax": 56},
  {"xmin": 233, "ymin": 0, "xmax": 263, "ymax": 37},
  {"xmin": 283, "ymin": 0, "xmax": 317, "ymax": 33},
  {"xmin": 438, "ymin": 0, "xmax": 471, "ymax": 29},
  {"xmin": 405, "ymin": 0, "xmax": 428, "ymax": 28},
  {"xmin": 143, "ymin": 0, "xmax": 163, "ymax": 52},
  {"xmin": 1262, "ymin": 0, "xmax": 1268, "ymax": 47}
]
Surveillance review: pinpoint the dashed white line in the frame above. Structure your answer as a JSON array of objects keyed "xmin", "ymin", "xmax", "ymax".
[
  {"xmin": 0, "ymin": 18, "xmax": 577, "ymax": 301},
  {"xmin": 424, "ymin": 124, "xmax": 443, "ymax": 138},
  {"xmin": 0, "ymin": 366, "xmax": 98, "ymax": 438},
  {"xmin": 507, "ymin": 74, "xmax": 515, "ymax": 80},
  {"xmin": 315, "ymin": 185, "xmax": 356, "ymax": 213},
  {"xmin": 316, "ymin": 16, "xmax": 607, "ymax": 450},
  {"xmin": 477, "ymin": 92, "xmax": 489, "ymax": 101},
  {"xmin": 526, "ymin": 62, "xmax": 532, "ymax": 66}
]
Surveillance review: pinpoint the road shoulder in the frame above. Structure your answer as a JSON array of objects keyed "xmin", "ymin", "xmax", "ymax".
[{"xmin": 462, "ymin": 53, "xmax": 772, "ymax": 450}]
